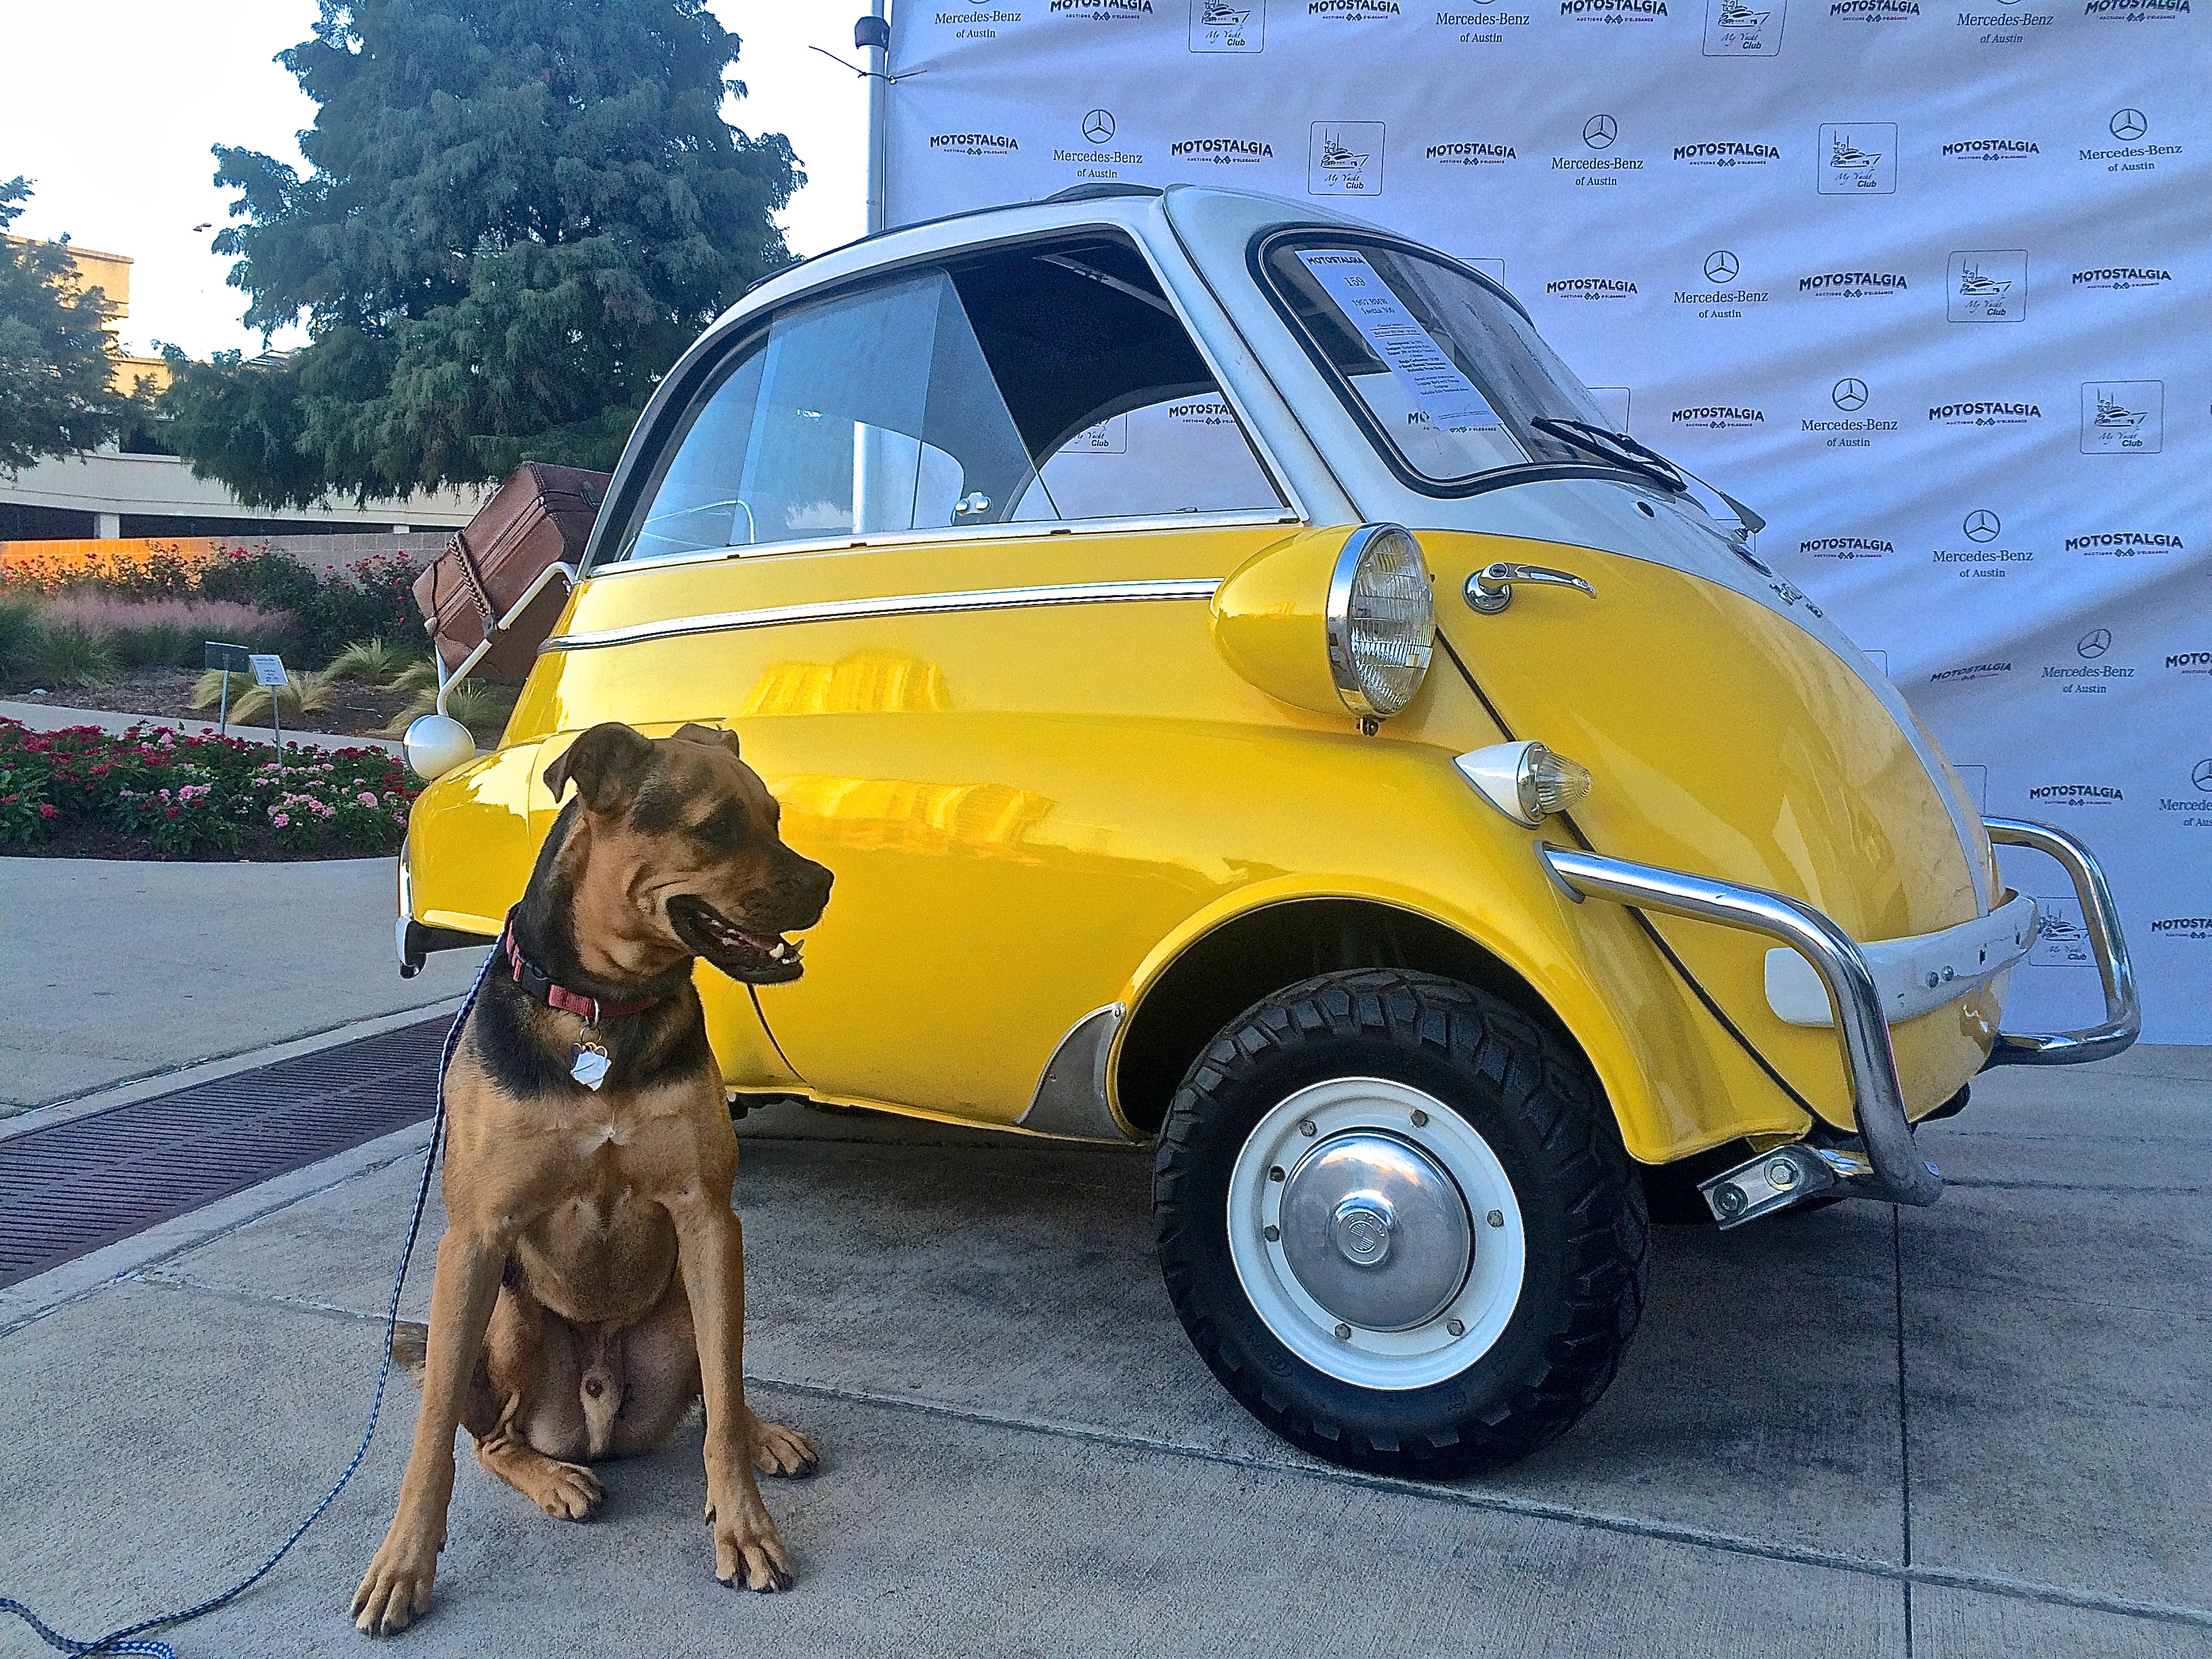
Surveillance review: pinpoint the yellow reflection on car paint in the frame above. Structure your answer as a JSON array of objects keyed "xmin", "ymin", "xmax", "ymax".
[{"xmin": 740, "ymin": 650, "xmax": 952, "ymax": 718}]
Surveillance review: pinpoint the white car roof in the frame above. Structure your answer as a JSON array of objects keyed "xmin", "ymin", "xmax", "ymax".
[{"xmin": 723, "ymin": 183, "xmax": 1380, "ymax": 332}]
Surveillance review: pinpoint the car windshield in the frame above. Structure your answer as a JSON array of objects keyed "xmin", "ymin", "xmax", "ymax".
[{"xmin": 1262, "ymin": 236, "xmax": 1614, "ymax": 488}]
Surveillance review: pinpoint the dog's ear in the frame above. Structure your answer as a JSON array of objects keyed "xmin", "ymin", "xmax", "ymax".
[
  {"xmin": 544, "ymin": 722, "xmax": 657, "ymax": 813},
  {"xmin": 670, "ymin": 722, "xmax": 740, "ymax": 759}
]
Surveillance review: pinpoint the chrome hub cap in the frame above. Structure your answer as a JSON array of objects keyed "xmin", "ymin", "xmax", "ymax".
[
  {"xmin": 1280, "ymin": 1133, "xmax": 1473, "ymax": 1331},
  {"xmin": 1226, "ymin": 1078, "xmax": 1526, "ymax": 1391}
]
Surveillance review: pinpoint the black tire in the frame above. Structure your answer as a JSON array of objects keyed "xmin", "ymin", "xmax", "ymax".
[{"xmin": 1152, "ymin": 969, "xmax": 1648, "ymax": 1477}]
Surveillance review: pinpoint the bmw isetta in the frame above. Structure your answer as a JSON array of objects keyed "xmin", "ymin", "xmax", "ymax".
[{"xmin": 397, "ymin": 183, "xmax": 2138, "ymax": 1476}]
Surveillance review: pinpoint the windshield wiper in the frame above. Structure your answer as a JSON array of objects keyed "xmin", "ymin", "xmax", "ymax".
[
  {"xmin": 1530, "ymin": 417, "xmax": 1687, "ymax": 490},
  {"xmin": 1530, "ymin": 417, "xmax": 1766, "ymax": 534}
]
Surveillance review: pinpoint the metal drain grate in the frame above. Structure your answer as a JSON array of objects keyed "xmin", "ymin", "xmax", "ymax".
[{"xmin": 0, "ymin": 1016, "xmax": 449, "ymax": 1288}]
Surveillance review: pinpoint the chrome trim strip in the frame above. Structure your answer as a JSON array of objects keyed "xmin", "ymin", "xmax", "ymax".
[
  {"xmin": 1017, "ymin": 1004, "xmax": 1136, "ymax": 1142},
  {"xmin": 543, "ymin": 578, "xmax": 1223, "ymax": 654},
  {"xmin": 1763, "ymin": 889, "xmax": 2039, "ymax": 1028},
  {"xmin": 1538, "ymin": 843, "xmax": 1943, "ymax": 1209},
  {"xmin": 1980, "ymin": 818, "xmax": 2141, "ymax": 1067},
  {"xmin": 588, "ymin": 507, "xmax": 1303, "ymax": 583}
]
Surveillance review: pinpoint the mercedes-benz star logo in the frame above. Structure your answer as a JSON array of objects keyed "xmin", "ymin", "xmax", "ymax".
[
  {"xmin": 1583, "ymin": 114, "xmax": 1618, "ymax": 151},
  {"xmin": 2110, "ymin": 108, "xmax": 2148, "ymax": 142},
  {"xmin": 2077, "ymin": 628, "xmax": 2112, "ymax": 659},
  {"xmin": 1964, "ymin": 510, "xmax": 2001, "ymax": 543},
  {"xmin": 1704, "ymin": 249, "xmax": 1740, "ymax": 283},
  {"xmin": 1082, "ymin": 108, "xmax": 1116, "ymax": 144},
  {"xmin": 2194, "ymin": 758, "xmax": 2212, "ymax": 794},
  {"xmin": 1832, "ymin": 378, "xmax": 1869, "ymax": 412}
]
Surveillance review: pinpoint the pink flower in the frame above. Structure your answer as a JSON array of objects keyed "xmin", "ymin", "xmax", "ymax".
[
  {"xmin": 357, "ymin": 792, "xmax": 377, "ymax": 807},
  {"xmin": 39, "ymin": 804, "xmax": 57, "ymax": 820},
  {"xmin": 271, "ymin": 811, "xmax": 290, "ymax": 827}
]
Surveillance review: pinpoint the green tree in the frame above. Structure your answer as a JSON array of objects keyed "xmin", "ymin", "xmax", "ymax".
[
  {"xmin": 0, "ymin": 179, "xmax": 125, "ymax": 473},
  {"xmin": 164, "ymin": 0, "xmax": 802, "ymax": 508}
]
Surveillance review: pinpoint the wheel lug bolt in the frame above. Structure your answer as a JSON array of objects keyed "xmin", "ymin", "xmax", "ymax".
[
  {"xmin": 1263, "ymin": 1224, "xmax": 1280, "ymax": 1242},
  {"xmin": 1447, "ymin": 1318, "xmax": 1465, "ymax": 1337},
  {"xmin": 1299, "ymin": 1120, "xmax": 1317, "ymax": 1137},
  {"xmin": 1486, "ymin": 1209, "xmax": 1504, "ymax": 1228},
  {"xmin": 1269, "ymin": 1166, "xmax": 1285, "ymax": 1183},
  {"xmin": 1411, "ymin": 1109, "xmax": 1429, "ymax": 1127},
  {"xmin": 1333, "ymin": 1322, "xmax": 1352, "ymax": 1341}
]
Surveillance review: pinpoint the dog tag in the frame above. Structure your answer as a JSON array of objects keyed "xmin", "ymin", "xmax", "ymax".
[{"xmin": 570, "ymin": 1042, "xmax": 611, "ymax": 1091}]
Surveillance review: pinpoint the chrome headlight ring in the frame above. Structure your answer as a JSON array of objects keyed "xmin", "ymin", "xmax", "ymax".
[{"xmin": 1324, "ymin": 523, "xmax": 1436, "ymax": 719}]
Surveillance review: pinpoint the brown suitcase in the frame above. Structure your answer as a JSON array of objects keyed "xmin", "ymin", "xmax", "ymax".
[{"xmin": 413, "ymin": 462, "xmax": 611, "ymax": 678}]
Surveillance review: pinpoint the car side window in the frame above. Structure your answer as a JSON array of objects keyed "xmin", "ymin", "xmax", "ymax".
[
  {"xmin": 1009, "ymin": 392, "xmax": 1275, "ymax": 523},
  {"xmin": 617, "ymin": 271, "xmax": 1029, "ymax": 562},
  {"xmin": 611, "ymin": 234, "xmax": 1284, "ymax": 565}
]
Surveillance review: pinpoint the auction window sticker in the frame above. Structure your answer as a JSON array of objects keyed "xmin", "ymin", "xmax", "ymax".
[{"xmin": 1294, "ymin": 249, "xmax": 1525, "ymax": 479}]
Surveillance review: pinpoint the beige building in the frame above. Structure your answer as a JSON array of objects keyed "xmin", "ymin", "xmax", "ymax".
[{"xmin": 1, "ymin": 239, "xmax": 487, "ymax": 543}]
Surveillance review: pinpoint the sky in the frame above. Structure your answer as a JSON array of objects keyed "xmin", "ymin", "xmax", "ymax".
[{"xmin": 0, "ymin": 1, "xmax": 869, "ymax": 360}]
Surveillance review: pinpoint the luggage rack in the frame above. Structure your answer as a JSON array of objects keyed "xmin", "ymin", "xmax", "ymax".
[{"xmin": 430, "ymin": 559, "xmax": 576, "ymax": 716}]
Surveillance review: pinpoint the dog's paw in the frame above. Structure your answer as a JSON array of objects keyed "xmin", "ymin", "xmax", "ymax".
[
  {"xmin": 351, "ymin": 1539, "xmax": 436, "ymax": 1637},
  {"xmin": 749, "ymin": 1414, "xmax": 819, "ymax": 1479},
  {"xmin": 709, "ymin": 1500, "xmax": 795, "ymax": 1593},
  {"xmin": 535, "ymin": 1460, "xmax": 605, "ymax": 1521}
]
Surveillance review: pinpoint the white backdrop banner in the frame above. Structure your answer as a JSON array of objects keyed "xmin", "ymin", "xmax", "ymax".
[{"xmin": 881, "ymin": 0, "xmax": 2209, "ymax": 1042}]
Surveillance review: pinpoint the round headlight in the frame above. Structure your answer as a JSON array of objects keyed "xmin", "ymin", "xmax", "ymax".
[{"xmin": 1325, "ymin": 524, "xmax": 1435, "ymax": 718}]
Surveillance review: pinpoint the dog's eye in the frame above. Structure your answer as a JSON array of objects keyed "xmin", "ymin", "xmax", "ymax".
[{"xmin": 691, "ymin": 802, "xmax": 750, "ymax": 851}]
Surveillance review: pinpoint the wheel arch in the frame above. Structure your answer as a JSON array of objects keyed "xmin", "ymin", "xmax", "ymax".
[{"xmin": 1113, "ymin": 896, "xmax": 1600, "ymax": 1139}]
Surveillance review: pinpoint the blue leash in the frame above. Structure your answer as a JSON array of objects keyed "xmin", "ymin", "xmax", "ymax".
[{"xmin": 1, "ymin": 947, "xmax": 494, "ymax": 1658}]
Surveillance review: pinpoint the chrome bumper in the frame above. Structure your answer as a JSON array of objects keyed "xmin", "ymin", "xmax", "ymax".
[
  {"xmin": 1978, "ymin": 819, "xmax": 2140, "ymax": 1068},
  {"xmin": 1537, "ymin": 817, "xmax": 2137, "ymax": 1224},
  {"xmin": 1760, "ymin": 889, "xmax": 2038, "ymax": 1028}
]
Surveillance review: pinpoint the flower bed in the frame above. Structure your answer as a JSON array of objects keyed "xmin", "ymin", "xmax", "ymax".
[{"xmin": 0, "ymin": 718, "xmax": 417, "ymax": 861}]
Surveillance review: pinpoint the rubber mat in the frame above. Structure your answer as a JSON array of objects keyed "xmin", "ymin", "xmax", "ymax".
[{"xmin": 0, "ymin": 1016, "xmax": 449, "ymax": 1288}]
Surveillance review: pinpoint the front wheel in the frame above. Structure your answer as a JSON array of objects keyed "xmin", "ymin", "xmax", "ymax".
[{"xmin": 1152, "ymin": 970, "xmax": 1647, "ymax": 1477}]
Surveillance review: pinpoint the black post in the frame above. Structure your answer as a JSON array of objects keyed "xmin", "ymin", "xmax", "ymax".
[{"xmin": 203, "ymin": 642, "xmax": 252, "ymax": 739}]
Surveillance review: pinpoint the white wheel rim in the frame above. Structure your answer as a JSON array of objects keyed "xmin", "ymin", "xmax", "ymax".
[{"xmin": 1225, "ymin": 1077, "xmax": 1527, "ymax": 1391}]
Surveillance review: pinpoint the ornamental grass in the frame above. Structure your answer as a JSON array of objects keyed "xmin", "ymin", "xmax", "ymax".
[
  {"xmin": 191, "ymin": 665, "xmax": 340, "ymax": 726},
  {"xmin": 0, "ymin": 540, "xmax": 428, "ymax": 674}
]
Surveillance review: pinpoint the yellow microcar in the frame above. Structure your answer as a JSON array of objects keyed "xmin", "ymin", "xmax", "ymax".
[{"xmin": 397, "ymin": 184, "xmax": 2137, "ymax": 1476}]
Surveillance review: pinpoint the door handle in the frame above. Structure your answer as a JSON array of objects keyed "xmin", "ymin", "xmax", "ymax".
[{"xmin": 1464, "ymin": 562, "xmax": 1597, "ymax": 615}]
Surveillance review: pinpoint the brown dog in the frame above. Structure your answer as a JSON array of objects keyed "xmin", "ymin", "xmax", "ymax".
[{"xmin": 352, "ymin": 722, "xmax": 834, "ymax": 1635}]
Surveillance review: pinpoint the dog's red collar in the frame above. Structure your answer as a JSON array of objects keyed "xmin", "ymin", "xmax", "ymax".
[{"xmin": 501, "ymin": 924, "xmax": 661, "ymax": 1024}]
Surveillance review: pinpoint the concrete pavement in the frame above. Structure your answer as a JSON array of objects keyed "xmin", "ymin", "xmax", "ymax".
[
  {"xmin": 0, "ymin": 851, "xmax": 2207, "ymax": 1656},
  {"xmin": 0, "ymin": 857, "xmax": 483, "ymax": 1113}
]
